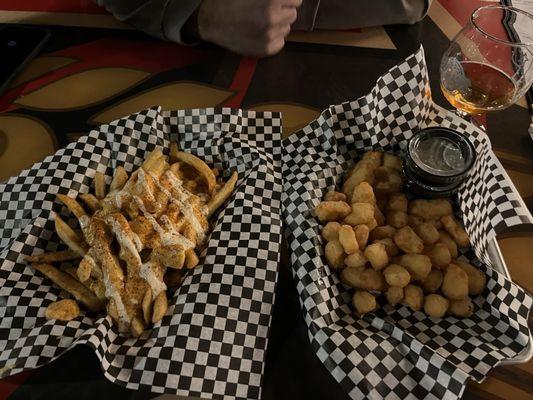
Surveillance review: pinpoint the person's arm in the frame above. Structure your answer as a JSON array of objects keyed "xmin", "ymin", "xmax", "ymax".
[
  {"xmin": 293, "ymin": 0, "xmax": 431, "ymax": 31},
  {"xmin": 94, "ymin": 0, "xmax": 201, "ymax": 44}
]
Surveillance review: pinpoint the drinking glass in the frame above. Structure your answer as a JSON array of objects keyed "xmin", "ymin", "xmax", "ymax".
[{"xmin": 440, "ymin": 5, "xmax": 533, "ymax": 122}]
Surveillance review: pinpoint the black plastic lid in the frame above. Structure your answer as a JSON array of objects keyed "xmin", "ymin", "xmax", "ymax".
[
  {"xmin": 406, "ymin": 127, "xmax": 476, "ymax": 185},
  {"xmin": 403, "ymin": 160, "xmax": 463, "ymax": 198}
]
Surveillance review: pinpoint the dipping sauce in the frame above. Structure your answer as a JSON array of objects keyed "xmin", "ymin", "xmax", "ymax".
[{"xmin": 403, "ymin": 127, "xmax": 476, "ymax": 197}]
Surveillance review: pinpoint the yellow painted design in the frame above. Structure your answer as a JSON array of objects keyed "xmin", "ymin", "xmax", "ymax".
[
  {"xmin": 499, "ymin": 236, "xmax": 533, "ymax": 293},
  {"xmin": 427, "ymin": 0, "xmax": 462, "ymax": 40},
  {"xmin": 90, "ymin": 82, "xmax": 234, "ymax": 124},
  {"xmin": 250, "ymin": 103, "xmax": 321, "ymax": 138},
  {"xmin": 287, "ymin": 27, "xmax": 395, "ymax": 49},
  {"xmin": 15, "ymin": 68, "xmax": 150, "ymax": 111},
  {"xmin": 495, "ymin": 150, "xmax": 533, "ymax": 168},
  {"xmin": 504, "ymin": 169, "xmax": 533, "ymax": 199},
  {"xmin": 10, "ymin": 56, "xmax": 77, "ymax": 87},
  {"xmin": 0, "ymin": 115, "xmax": 56, "ymax": 181}
]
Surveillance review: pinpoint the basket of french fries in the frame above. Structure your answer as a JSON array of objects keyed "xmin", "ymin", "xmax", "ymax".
[
  {"xmin": 0, "ymin": 107, "xmax": 283, "ymax": 399},
  {"xmin": 282, "ymin": 47, "xmax": 532, "ymax": 400}
]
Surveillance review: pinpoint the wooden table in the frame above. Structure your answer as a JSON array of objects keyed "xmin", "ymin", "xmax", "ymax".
[{"xmin": 0, "ymin": 0, "xmax": 531, "ymax": 399}]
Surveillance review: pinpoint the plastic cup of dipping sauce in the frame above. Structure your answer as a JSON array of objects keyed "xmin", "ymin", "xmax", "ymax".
[{"xmin": 403, "ymin": 127, "xmax": 476, "ymax": 198}]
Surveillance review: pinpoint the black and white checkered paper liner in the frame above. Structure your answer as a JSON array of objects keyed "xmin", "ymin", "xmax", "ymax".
[
  {"xmin": 0, "ymin": 106, "xmax": 283, "ymax": 399},
  {"xmin": 282, "ymin": 47, "xmax": 532, "ymax": 400}
]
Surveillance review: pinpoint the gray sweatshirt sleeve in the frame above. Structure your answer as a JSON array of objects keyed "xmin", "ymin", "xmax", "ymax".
[
  {"xmin": 94, "ymin": 0, "xmax": 201, "ymax": 43},
  {"xmin": 293, "ymin": 0, "xmax": 431, "ymax": 31}
]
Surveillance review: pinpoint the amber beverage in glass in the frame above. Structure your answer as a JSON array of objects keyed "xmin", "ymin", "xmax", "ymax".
[{"xmin": 440, "ymin": 5, "xmax": 533, "ymax": 118}]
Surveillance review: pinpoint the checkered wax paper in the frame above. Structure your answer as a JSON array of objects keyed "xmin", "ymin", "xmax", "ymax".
[
  {"xmin": 282, "ymin": 46, "xmax": 532, "ymax": 400},
  {"xmin": 0, "ymin": 106, "xmax": 283, "ymax": 400}
]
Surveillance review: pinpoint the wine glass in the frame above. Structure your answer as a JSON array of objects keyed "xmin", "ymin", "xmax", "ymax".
[{"xmin": 440, "ymin": 5, "xmax": 533, "ymax": 126}]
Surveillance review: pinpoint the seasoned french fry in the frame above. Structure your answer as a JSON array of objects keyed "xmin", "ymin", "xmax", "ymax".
[
  {"xmin": 169, "ymin": 141, "xmax": 180, "ymax": 164},
  {"xmin": 94, "ymin": 172, "xmax": 106, "ymax": 199},
  {"xmin": 131, "ymin": 316, "xmax": 145, "ymax": 338},
  {"xmin": 172, "ymin": 151, "xmax": 216, "ymax": 194},
  {"xmin": 32, "ymin": 263, "xmax": 104, "ymax": 312},
  {"xmin": 88, "ymin": 279, "xmax": 106, "ymax": 301},
  {"xmin": 207, "ymin": 171, "xmax": 238, "ymax": 218},
  {"xmin": 152, "ymin": 291, "xmax": 168, "ymax": 323},
  {"xmin": 64, "ymin": 266, "xmax": 105, "ymax": 300},
  {"xmin": 149, "ymin": 156, "xmax": 169, "ymax": 178},
  {"xmin": 185, "ymin": 249, "xmax": 199, "ymax": 269},
  {"xmin": 95, "ymin": 242, "xmax": 125, "ymax": 285},
  {"xmin": 142, "ymin": 288, "xmax": 153, "ymax": 324},
  {"xmin": 77, "ymin": 257, "xmax": 92, "ymax": 282},
  {"xmin": 25, "ymin": 249, "xmax": 79, "ymax": 263},
  {"xmin": 141, "ymin": 148, "xmax": 164, "ymax": 172},
  {"xmin": 56, "ymin": 194, "xmax": 87, "ymax": 219},
  {"xmin": 153, "ymin": 246, "xmax": 185, "ymax": 270},
  {"xmin": 107, "ymin": 299, "xmax": 119, "ymax": 321},
  {"xmin": 55, "ymin": 216, "xmax": 88, "ymax": 257},
  {"xmin": 45, "ymin": 299, "xmax": 80, "ymax": 321},
  {"xmin": 109, "ymin": 166, "xmax": 128, "ymax": 192},
  {"xmin": 79, "ymin": 193, "xmax": 101, "ymax": 212}
]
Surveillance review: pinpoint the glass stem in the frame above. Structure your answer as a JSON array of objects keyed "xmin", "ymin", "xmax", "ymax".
[{"xmin": 453, "ymin": 108, "xmax": 486, "ymax": 131}]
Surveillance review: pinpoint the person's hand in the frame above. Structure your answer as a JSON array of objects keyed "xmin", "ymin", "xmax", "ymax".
[{"xmin": 196, "ymin": 0, "xmax": 302, "ymax": 56}]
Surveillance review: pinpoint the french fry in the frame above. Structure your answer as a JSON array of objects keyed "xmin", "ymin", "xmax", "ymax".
[
  {"xmin": 109, "ymin": 166, "xmax": 128, "ymax": 192},
  {"xmin": 45, "ymin": 299, "xmax": 80, "ymax": 321},
  {"xmin": 89, "ymin": 279, "xmax": 106, "ymax": 301},
  {"xmin": 107, "ymin": 299, "xmax": 119, "ymax": 321},
  {"xmin": 94, "ymin": 172, "xmax": 106, "ymax": 199},
  {"xmin": 83, "ymin": 251, "xmax": 103, "ymax": 279},
  {"xmin": 142, "ymin": 287, "xmax": 153, "ymax": 324},
  {"xmin": 95, "ymin": 242, "xmax": 125, "ymax": 286},
  {"xmin": 25, "ymin": 249, "xmax": 79, "ymax": 263},
  {"xmin": 169, "ymin": 141, "xmax": 180, "ymax": 163},
  {"xmin": 151, "ymin": 246, "xmax": 185, "ymax": 270},
  {"xmin": 56, "ymin": 194, "xmax": 87, "ymax": 219},
  {"xmin": 79, "ymin": 193, "xmax": 101, "ymax": 212},
  {"xmin": 55, "ymin": 216, "xmax": 88, "ymax": 257},
  {"xmin": 150, "ymin": 157, "xmax": 169, "ymax": 178},
  {"xmin": 65, "ymin": 267, "xmax": 106, "ymax": 301},
  {"xmin": 77, "ymin": 257, "xmax": 92, "ymax": 282},
  {"xmin": 141, "ymin": 148, "xmax": 164, "ymax": 172},
  {"xmin": 32, "ymin": 263, "xmax": 105, "ymax": 312},
  {"xmin": 131, "ymin": 316, "xmax": 145, "ymax": 338},
  {"xmin": 185, "ymin": 249, "xmax": 199, "ymax": 269},
  {"xmin": 152, "ymin": 291, "xmax": 168, "ymax": 323},
  {"xmin": 207, "ymin": 171, "xmax": 238, "ymax": 218},
  {"xmin": 172, "ymin": 151, "xmax": 216, "ymax": 194}
]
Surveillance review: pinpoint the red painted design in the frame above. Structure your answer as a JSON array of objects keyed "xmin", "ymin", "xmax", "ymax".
[
  {"xmin": 223, "ymin": 57, "xmax": 258, "ymax": 108},
  {"xmin": 0, "ymin": 0, "xmax": 105, "ymax": 14},
  {"xmin": 0, "ymin": 39, "xmax": 214, "ymax": 112},
  {"xmin": 0, "ymin": 370, "xmax": 34, "ymax": 399}
]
